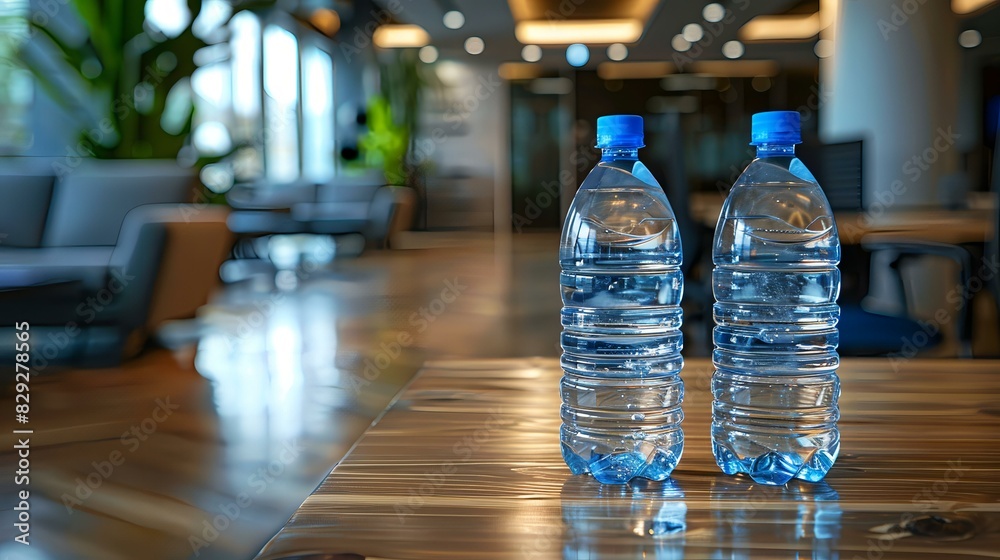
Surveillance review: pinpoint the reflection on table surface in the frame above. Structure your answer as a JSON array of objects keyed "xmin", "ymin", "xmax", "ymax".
[
  {"xmin": 561, "ymin": 478, "xmax": 688, "ymax": 559},
  {"xmin": 256, "ymin": 357, "xmax": 1000, "ymax": 559}
]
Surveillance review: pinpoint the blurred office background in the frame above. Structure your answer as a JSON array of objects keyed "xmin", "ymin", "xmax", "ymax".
[{"xmin": 0, "ymin": 0, "xmax": 998, "ymax": 558}]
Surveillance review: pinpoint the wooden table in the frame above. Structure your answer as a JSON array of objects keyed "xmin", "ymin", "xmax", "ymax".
[
  {"xmin": 256, "ymin": 357, "xmax": 1000, "ymax": 559},
  {"xmin": 689, "ymin": 192, "xmax": 995, "ymax": 245},
  {"xmin": 835, "ymin": 210, "xmax": 994, "ymax": 245}
]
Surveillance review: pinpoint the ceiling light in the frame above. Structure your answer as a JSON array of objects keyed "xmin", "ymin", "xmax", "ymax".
[
  {"xmin": 443, "ymin": 10, "xmax": 465, "ymax": 29},
  {"xmin": 566, "ymin": 43, "xmax": 589, "ymax": 67},
  {"xmin": 740, "ymin": 13, "xmax": 822, "ymax": 42},
  {"xmin": 597, "ymin": 61, "xmax": 675, "ymax": 80},
  {"xmin": 703, "ymin": 3, "xmax": 726, "ymax": 23},
  {"xmin": 722, "ymin": 40, "xmax": 744, "ymax": 59},
  {"xmin": 309, "ymin": 9, "xmax": 340, "ymax": 36},
  {"xmin": 682, "ymin": 23, "xmax": 704, "ymax": 42},
  {"xmin": 521, "ymin": 44, "xmax": 542, "ymax": 62},
  {"xmin": 464, "ymin": 36, "xmax": 484, "ymax": 55},
  {"xmin": 959, "ymin": 29, "xmax": 982, "ymax": 48},
  {"xmin": 607, "ymin": 43, "xmax": 628, "ymax": 61},
  {"xmin": 751, "ymin": 76, "xmax": 771, "ymax": 92},
  {"xmin": 435, "ymin": 61, "xmax": 464, "ymax": 85},
  {"xmin": 515, "ymin": 19, "xmax": 643, "ymax": 45},
  {"xmin": 419, "ymin": 45, "xmax": 439, "ymax": 63},
  {"xmin": 373, "ymin": 24, "xmax": 430, "ymax": 48},
  {"xmin": 819, "ymin": 0, "xmax": 837, "ymax": 29},
  {"xmin": 671, "ymin": 34, "xmax": 691, "ymax": 52},
  {"xmin": 814, "ymin": 38, "xmax": 834, "ymax": 58},
  {"xmin": 952, "ymin": 0, "xmax": 997, "ymax": 13},
  {"xmin": 508, "ymin": 0, "xmax": 660, "ymax": 22}
]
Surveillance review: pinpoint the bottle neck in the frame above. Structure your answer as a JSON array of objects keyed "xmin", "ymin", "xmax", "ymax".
[
  {"xmin": 755, "ymin": 143, "xmax": 797, "ymax": 157},
  {"xmin": 600, "ymin": 146, "xmax": 639, "ymax": 162}
]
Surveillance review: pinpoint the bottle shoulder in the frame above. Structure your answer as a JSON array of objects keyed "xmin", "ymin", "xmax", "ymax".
[
  {"xmin": 579, "ymin": 159, "xmax": 663, "ymax": 191},
  {"xmin": 561, "ymin": 159, "xmax": 682, "ymax": 266},
  {"xmin": 714, "ymin": 157, "xmax": 840, "ymax": 266},
  {"xmin": 568, "ymin": 160, "xmax": 678, "ymax": 224},
  {"xmin": 722, "ymin": 158, "xmax": 835, "ymax": 223},
  {"xmin": 735, "ymin": 156, "xmax": 818, "ymax": 185}
]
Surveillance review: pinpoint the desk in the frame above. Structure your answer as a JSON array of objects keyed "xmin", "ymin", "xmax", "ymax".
[
  {"xmin": 835, "ymin": 210, "xmax": 994, "ymax": 245},
  {"xmin": 689, "ymin": 192, "xmax": 995, "ymax": 245},
  {"xmin": 256, "ymin": 357, "xmax": 1000, "ymax": 559}
]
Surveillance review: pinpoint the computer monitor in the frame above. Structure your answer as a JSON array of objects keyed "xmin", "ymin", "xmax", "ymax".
[{"xmin": 816, "ymin": 140, "xmax": 864, "ymax": 212}]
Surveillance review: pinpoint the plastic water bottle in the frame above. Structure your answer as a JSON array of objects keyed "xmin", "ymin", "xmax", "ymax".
[
  {"xmin": 711, "ymin": 111, "xmax": 841, "ymax": 485},
  {"xmin": 560, "ymin": 115, "xmax": 684, "ymax": 484}
]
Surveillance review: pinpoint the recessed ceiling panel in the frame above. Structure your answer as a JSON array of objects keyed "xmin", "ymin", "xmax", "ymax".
[{"xmin": 507, "ymin": 0, "xmax": 662, "ymax": 23}]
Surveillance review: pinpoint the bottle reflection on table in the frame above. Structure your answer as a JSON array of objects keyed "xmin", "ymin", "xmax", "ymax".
[
  {"xmin": 561, "ymin": 477, "xmax": 686, "ymax": 560},
  {"xmin": 710, "ymin": 478, "xmax": 842, "ymax": 559}
]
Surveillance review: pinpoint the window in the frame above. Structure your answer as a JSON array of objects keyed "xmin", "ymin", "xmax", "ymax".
[
  {"xmin": 224, "ymin": 12, "xmax": 337, "ymax": 185},
  {"xmin": 263, "ymin": 24, "xmax": 300, "ymax": 183},
  {"xmin": 302, "ymin": 46, "xmax": 335, "ymax": 182},
  {"xmin": 0, "ymin": 0, "xmax": 32, "ymax": 151}
]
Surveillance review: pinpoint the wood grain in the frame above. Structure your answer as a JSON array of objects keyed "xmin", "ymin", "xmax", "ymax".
[{"xmin": 257, "ymin": 357, "xmax": 1000, "ymax": 559}]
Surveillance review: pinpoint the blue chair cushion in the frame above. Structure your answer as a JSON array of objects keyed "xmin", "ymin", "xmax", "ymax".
[{"xmin": 838, "ymin": 303, "xmax": 943, "ymax": 356}]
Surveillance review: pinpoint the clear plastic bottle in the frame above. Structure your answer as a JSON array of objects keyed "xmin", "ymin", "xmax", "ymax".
[
  {"xmin": 560, "ymin": 115, "xmax": 684, "ymax": 484},
  {"xmin": 712, "ymin": 111, "xmax": 841, "ymax": 485}
]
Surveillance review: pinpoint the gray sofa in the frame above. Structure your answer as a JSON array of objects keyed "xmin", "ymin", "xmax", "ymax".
[
  {"xmin": 0, "ymin": 159, "xmax": 231, "ymax": 366},
  {"xmin": 0, "ymin": 160, "xmax": 196, "ymax": 285}
]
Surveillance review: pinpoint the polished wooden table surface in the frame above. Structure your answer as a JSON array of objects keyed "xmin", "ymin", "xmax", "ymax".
[{"xmin": 256, "ymin": 357, "xmax": 1000, "ymax": 559}]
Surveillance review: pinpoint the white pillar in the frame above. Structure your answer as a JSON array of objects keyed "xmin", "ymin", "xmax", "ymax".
[{"xmin": 821, "ymin": 0, "xmax": 961, "ymax": 208}]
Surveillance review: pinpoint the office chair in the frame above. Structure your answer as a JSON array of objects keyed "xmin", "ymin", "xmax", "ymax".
[
  {"xmin": 988, "ymin": 109, "xmax": 1000, "ymax": 346},
  {"xmin": 818, "ymin": 140, "xmax": 973, "ymax": 357}
]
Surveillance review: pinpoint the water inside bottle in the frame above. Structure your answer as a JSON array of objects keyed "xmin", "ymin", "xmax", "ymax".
[
  {"xmin": 712, "ymin": 162, "xmax": 841, "ymax": 485},
  {"xmin": 561, "ymin": 164, "xmax": 685, "ymax": 484}
]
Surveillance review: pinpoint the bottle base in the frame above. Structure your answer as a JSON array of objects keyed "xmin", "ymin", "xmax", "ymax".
[
  {"xmin": 561, "ymin": 442, "xmax": 683, "ymax": 484},
  {"xmin": 712, "ymin": 441, "xmax": 839, "ymax": 485}
]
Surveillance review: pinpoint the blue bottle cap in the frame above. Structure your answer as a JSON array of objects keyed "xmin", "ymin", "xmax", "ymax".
[
  {"xmin": 750, "ymin": 111, "xmax": 802, "ymax": 145},
  {"xmin": 596, "ymin": 115, "xmax": 644, "ymax": 148}
]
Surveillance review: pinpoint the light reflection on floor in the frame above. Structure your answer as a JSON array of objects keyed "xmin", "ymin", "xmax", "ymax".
[{"xmin": 196, "ymin": 290, "xmax": 343, "ymax": 445}]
